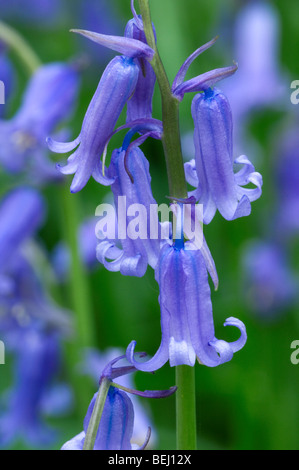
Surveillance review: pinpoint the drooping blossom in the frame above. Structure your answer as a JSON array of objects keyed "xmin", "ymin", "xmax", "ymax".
[
  {"xmin": 47, "ymin": 30, "xmax": 155, "ymax": 193},
  {"xmin": 184, "ymin": 87, "xmax": 263, "ymax": 224},
  {"xmin": 0, "ymin": 63, "xmax": 79, "ymax": 183},
  {"xmin": 61, "ymin": 353, "xmax": 176, "ymax": 450},
  {"xmin": 127, "ymin": 241, "xmax": 247, "ymax": 371},
  {"xmin": 221, "ymin": 0, "xmax": 288, "ymax": 122},
  {"xmin": 96, "ymin": 130, "xmax": 163, "ymax": 277},
  {"xmin": 78, "ymin": 347, "xmax": 157, "ymax": 448}
]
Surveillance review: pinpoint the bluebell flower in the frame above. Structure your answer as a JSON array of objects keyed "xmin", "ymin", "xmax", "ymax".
[
  {"xmin": 127, "ymin": 241, "xmax": 247, "ymax": 370},
  {"xmin": 241, "ymin": 240, "xmax": 299, "ymax": 320},
  {"xmin": 47, "ymin": 30, "xmax": 155, "ymax": 193},
  {"xmin": 96, "ymin": 148, "xmax": 160, "ymax": 276},
  {"xmin": 0, "ymin": 63, "xmax": 79, "ymax": 183},
  {"xmin": 79, "ymin": 347, "xmax": 158, "ymax": 448},
  {"xmin": 184, "ymin": 87, "xmax": 263, "ymax": 224},
  {"xmin": 61, "ymin": 353, "xmax": 176, "ymax": 450}
]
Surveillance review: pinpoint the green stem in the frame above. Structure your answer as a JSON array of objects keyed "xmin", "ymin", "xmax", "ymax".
[
  {"xmin": 0, "ymin": 20, "xmax": 41, "ymax": 74},
  {"xmin": 83, "ymin": 377, "xmax": 111, "ymax": 450},
  {"xmin": 138, "ymin": 0, "xmax": 197, "ymax": 451},
  {"xmin": 176, "ymin": 365, "xmax": 197, "ymax": 450}
]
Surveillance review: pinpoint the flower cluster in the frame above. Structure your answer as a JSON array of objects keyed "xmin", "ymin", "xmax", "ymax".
[
  {"xmin": 48, "ymin": 0, "xmax": 262, "ymax": 378},
  {"xmin": 11, "ymin": 0, "xmax": 267, "ymax": 450}
]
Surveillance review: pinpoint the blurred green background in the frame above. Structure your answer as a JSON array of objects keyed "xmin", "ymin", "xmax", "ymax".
[{"xmin": 1, "ymin": 0, "xmax": 299, "ymax": 450}]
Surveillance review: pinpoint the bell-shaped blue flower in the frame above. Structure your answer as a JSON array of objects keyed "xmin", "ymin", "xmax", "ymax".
[
  {"xmin": 61, "ymin": 353, "xmax": 176, "ymax": 450},
  {"xmin": 185, "ymin": 87, "xmax": 263, "ymax": 224},
  {"xmin": 0, "ymin": 62, "xmax": 79, "ymax": 183},
  {"xmin": 127, "ymin": 241, "xmax": 247, "ymax": 370},
  {"xmin": 96, "ymin": 144, "xmax": 161, "ymax": 277},
  {"xmin": 241, "ymin": 240, "xmax": 299, "ymax": 320},
  {"xmin": 47, "ymin": 29, "xmax": 155, "ymax": 193}
]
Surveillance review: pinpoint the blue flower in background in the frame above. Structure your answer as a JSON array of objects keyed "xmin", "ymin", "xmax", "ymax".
[
  {"xmin": 184, "ymin": 87, "xmax": 263, "ymax": 224},
  {"xmin": 0, "ymin": 326, "xmax": 71, "ymax": 447},
  {"xmin": 0, "ymin": 63, "xmax": 79, "ymax": 183},
  {"xmin": 127, "ymin": 242, "xmax": 247, "ymax": 371},
  {"xmin": 0, "ymin": 0, "xmax": 60, "ymax": 26},
  {"xmin": 274, "ymin": 126, "xmax": 299, "ymax": 238},
  {"xmin": 61, "ymin": 353, "xmax": 176, "ymax": 450},
  {"xmin": 241, "ymin": 240, "xmax": 299, "ymax": 319},
  {"xmin": 221, "ymin": 0, "xmax": 288, "ymax": 122}
]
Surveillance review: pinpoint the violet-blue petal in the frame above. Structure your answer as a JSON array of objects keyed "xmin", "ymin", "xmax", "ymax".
[
  {"xmin": 127, "ymin": 243, "xmax": 247, "ymax": 370},
  {"xmin": 185, "ymin": 87, "xmax": 262, "ymax": 224},
  {"xmin": 172, "ymin": 36, "xmax": 218, "ymax": 92},
  {"xmin": 50, "ymin": 56, "xmax": 139, "ymax": 192},
  {"xmin": 84, "ymin": 388, "xmax": 134, "ymax": 450},
  {"xmin": 71, "ymin": 29, "xmax": 155, "ymax": 60},
  {"xmin": 173, "ymin": 64, "xmax": 237, "ymax": 102},
  {"xmin": 96, "ymin": 146, "xmax": 161, "ymax": 276}
]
